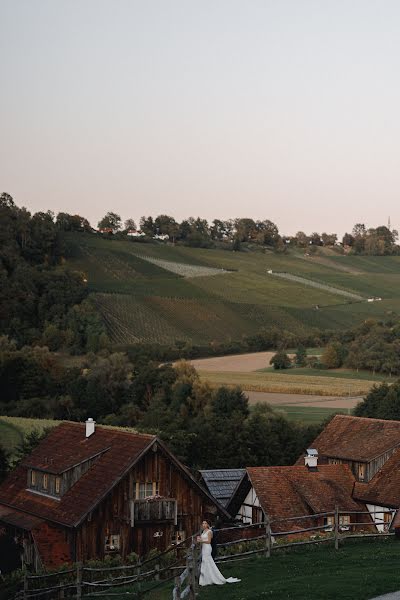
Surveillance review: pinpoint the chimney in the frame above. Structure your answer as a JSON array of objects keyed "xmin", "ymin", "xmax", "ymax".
[
  {"xmin": 86, "ymin": 418, "xmax": 96, "ymax": 438},
  {"xmin": 304, "ymin": 448, "xmax": 318, "ymax": 471}
]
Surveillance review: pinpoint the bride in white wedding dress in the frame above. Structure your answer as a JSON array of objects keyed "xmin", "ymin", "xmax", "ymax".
[{"xmin": 197, "ymin": 520, "xmax": 241, "ymax": 587}]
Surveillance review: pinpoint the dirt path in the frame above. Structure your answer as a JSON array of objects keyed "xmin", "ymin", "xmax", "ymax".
[
  {"xmin": 245, "ymin": 391, "xmax": 362, "ymax": 409},
  {"xmin": 189, "ymin": 351, "xmax": 288, "ymax": 372}
]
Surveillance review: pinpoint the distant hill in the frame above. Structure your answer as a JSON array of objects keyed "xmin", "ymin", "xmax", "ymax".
[{"xmin": 64, "ymin": 233, "xmax": 400, "ymax": 347}]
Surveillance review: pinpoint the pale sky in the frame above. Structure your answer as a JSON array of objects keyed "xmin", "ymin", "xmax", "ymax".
[{"xmin": 1, "ymin": 0, "xmax": 400, "ymax": 236}]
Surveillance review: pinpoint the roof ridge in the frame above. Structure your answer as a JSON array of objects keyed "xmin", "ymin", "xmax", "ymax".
[
  {"xmin": 247, "ymin": 464, "xmax": 348, "ymax": 472},
  {"xmin": 332, "ymin": 414, "xmax": 400, "ymax": 426},
  {"xmin": 56, "ymin": 422, "xmax": 155, "ymax": 438},
  {"xmin": 200, "ymin": 469, "xmax": 245, "ymax": 473}
]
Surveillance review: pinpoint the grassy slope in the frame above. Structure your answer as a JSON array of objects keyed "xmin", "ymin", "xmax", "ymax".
[
  {"xmin": 0, "ymin": 417, "xmax": 61, "ymax": 456},
  {"xmin": 147, "ymin": 539, "xmax": 400, "ymax": 600},
  {"xmin": 64, "ymin": 233, "xmax": 400, "ymax": 346}
]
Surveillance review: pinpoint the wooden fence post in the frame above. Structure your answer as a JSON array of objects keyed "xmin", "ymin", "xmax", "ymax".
[
  {"xmin": 192, "ymin": 543, "xmax": 198, "ymax": 594},
  {"xmin": 174, "ymin": 575, "xmax": 182, "ymax": 600},
  {"xmin": 76, "ymin": 562, "xmax": 82, "ymax": 600},
  {"xmin": 265, "ymin": 518, "xmax": 272, "ymax": 558},
  {"xmin": 23, "ymin": 571, "xmax": 28, "ymax": 600},
  {"xmin": 136, "ymin": 560, "xmax": 142, "ymax": 598},
  {"xmin": 187, "ymin": 548, "xmax": 196, "ymax": 600},
  {"xmin": 334, "ymin": 505, "xmax": 339, "ymax": 550}
]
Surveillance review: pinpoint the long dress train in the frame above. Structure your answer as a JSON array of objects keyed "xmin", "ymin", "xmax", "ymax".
[{"xmin": 199, "ymin": 530, "xmax": 241, "ymax": 586}]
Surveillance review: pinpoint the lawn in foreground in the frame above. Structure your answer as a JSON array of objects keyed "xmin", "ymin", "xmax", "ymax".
[
  {"xmin": 201, "ymin": 539, "xmax": 400, "ymax": 600},
  {"xmin": 147, "ymin": 538, "xmax": 400, "ymax": 600}
]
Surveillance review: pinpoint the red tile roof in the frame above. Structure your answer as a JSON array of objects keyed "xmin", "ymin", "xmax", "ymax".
[
  {"xmin": 353, "ymin": 448, "xmax": 400, "ymax": 508},
  {"xmin": 0, "ymin": 506, "xmax": 43, "ymax": 531},
  {"xmin": 297, "ymin": 415, "xmax": 400, "ymax": 463},
  {"xmin": 0, "ymin": 423, "xmax": 155, "ymax": 527},
  {"xmin": 247, "ymin": 464, "xmax": 363, "ymax": 531}
]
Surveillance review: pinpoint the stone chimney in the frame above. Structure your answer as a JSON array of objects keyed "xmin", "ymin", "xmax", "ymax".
[
  {"xmin": 304, "ymin": 448, "xmax": 318, "ymax": 470},
  {"xmin": 86, "ymin": 418, "xmax": 96, "ymax": 438}
]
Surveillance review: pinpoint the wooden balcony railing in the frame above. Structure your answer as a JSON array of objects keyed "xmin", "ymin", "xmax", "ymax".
[{"xmin": 132, "ymin": 498, "xmax": 177, "ymax": 524}]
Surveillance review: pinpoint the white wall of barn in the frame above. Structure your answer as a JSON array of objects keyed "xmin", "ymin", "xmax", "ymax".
[
  {"xmin": 366, "ymin": 504, "xmax": 395, "ymax": 532},
  {"xmin": 236, "ymin": 486, "xmax": 260, "ymax": 524}
]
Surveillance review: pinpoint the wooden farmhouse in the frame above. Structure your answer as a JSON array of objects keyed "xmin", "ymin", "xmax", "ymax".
[
  {"xmin": 298, "ymin": 414, "xmax": 400, "ymax": 530},
  {"xmin": 245, "ymin": 456, "xmax": 369, "ymax": 534},
  {"xmin": 297, "ymin": 415, "xmax": 400, "ymax": 483},
  {"xmin": 199, "ymin": 469, "xmax": 251, "ymax": 522},
  {"xmin": 353, "ymin": 449, "xmax": 400, "ymax": 531},
  {"xmin": 0, "ymin": 421, "xmax": 228, "ymax": 573}
]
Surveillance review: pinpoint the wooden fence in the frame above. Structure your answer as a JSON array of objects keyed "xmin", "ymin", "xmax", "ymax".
[
  {"xmin": 13, "ymin": 534, "xmax": 193, "ymax": 600},
  {"xmin": 9, "ymin": 508, "xmax": 395, "ymax": 600}
]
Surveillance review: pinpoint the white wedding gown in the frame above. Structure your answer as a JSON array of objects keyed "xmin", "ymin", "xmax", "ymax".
[{"xmin": 199, "ymin": 530, "xmax": 241, "ymax": 586}]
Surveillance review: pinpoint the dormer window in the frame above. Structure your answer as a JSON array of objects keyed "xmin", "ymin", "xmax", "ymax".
[
  {"xmin": 55, "ymin": 477, "xmax": 61, "ymax": 494},
  {"xmin": 43, "ymin": 474, "xmax": 48, "ymax": 490},
  {"xmin": 31, "ymin": 471, "xmax": 36, "ymax": 486}
]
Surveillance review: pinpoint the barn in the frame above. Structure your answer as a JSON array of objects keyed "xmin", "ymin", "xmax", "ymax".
[{"xmin": 0, "ymin": 420, "xmax": 228, "ymax": 572}]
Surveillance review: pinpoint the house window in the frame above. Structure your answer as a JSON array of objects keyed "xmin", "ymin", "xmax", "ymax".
[
  {"xmin": 252, "ymin": 507, "xmax": 263, "ymax": 524},
  {"xmin": 324, "ymin": 516, "xmax": 334, "ymax": 527},
  {"xmin": 329, "ymin": 458, "xmax": 342, "ymax": 465},
  {"xmin": 357, "ymin": 464, "xmax": 366, "ymax": 481},
  {"xmin": 384, "ymin": 512, "xmax": 392, "ymax": 530},
  {"xmin": 137, "ymin": 482, "xmax": 159, "ymax": 499},
  {"xmin": 31, "ymin": 471, "xmax": 36, "ymax": 486},
  {"xmin": 339, "ymin": 515, "xmax": 350, "ymax": 526},
  {"xmin": 55, "ymin": 477, "xmax": 61, "ymax": 494},
  {"xmin": 384, "ymin": 512, "xmax": 392, "ymax": 524},
  {"xmin": 172, "ymin": 530, "xmax": 186, "ymax": 544},
  {"xmin": 105, "ymin": 534, "xmax": 120, "ymax": 552},
  {"xmin": 43, "ymin": 474, "xmax": 48, "ymax": 490}
]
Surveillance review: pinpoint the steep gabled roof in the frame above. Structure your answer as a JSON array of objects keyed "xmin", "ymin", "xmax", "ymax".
[
  {"xmin": 297, "ymin": 415, "xmax": 400, "ymax": 463},
  {"xmin": 0, "ymin": 423, "xmax": 155, "ymax": 527},
  {"xmin": 199, "ymin": 469, "xmax": 246, "ymax": 507},
  {"xmin": 354, "ymin": 447, "xmax": 400, "ymax": 508},
  {"xmin": 247, "ymin": 464, "xmax": 363, "ymax": 531},
  {"xmin": 0, "ymin": 422, "xmax": 229, "ymax": 529}
]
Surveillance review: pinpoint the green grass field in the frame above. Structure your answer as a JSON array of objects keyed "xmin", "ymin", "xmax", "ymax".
[
  {"xmin": 257, "ymin": 367, "xmax": 390, "ymax": 382},
  {"xmin": 0, "ymin": 417, "xmax": 61, "ymax": 456},
  {"xmin": 64, "ymin": 234, "xmax": 400, "ymax": 346},
  {"xmin": 273, "ymin": 405, "xmax": 349, "ymax": 423},
  {"xmin": 137, "ymin": 538, "xmax": 400, "ymax": 600}
]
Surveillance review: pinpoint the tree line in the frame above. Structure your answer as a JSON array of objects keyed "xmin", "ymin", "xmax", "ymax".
[
  {"xmin": 268, "ymin": 319, "xmax": 400, "ymax": 377},
  {"xmin": 4, "ymin": 190, "xmax": 398, "ymax": 255},
  {"xmin": 57, "ymin": 202, "xmax": 399, "ymax": 255},
  {"xmin": 97, "ymin": 212, "xmax": 399, "ymax": 255},
  {"xmin": 0, "ymin": 193, "xmax": 109, "ymax": 352},
  {"xmin": 0, "ymin": 340, "xmax": 320, "ymax": 473}
]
